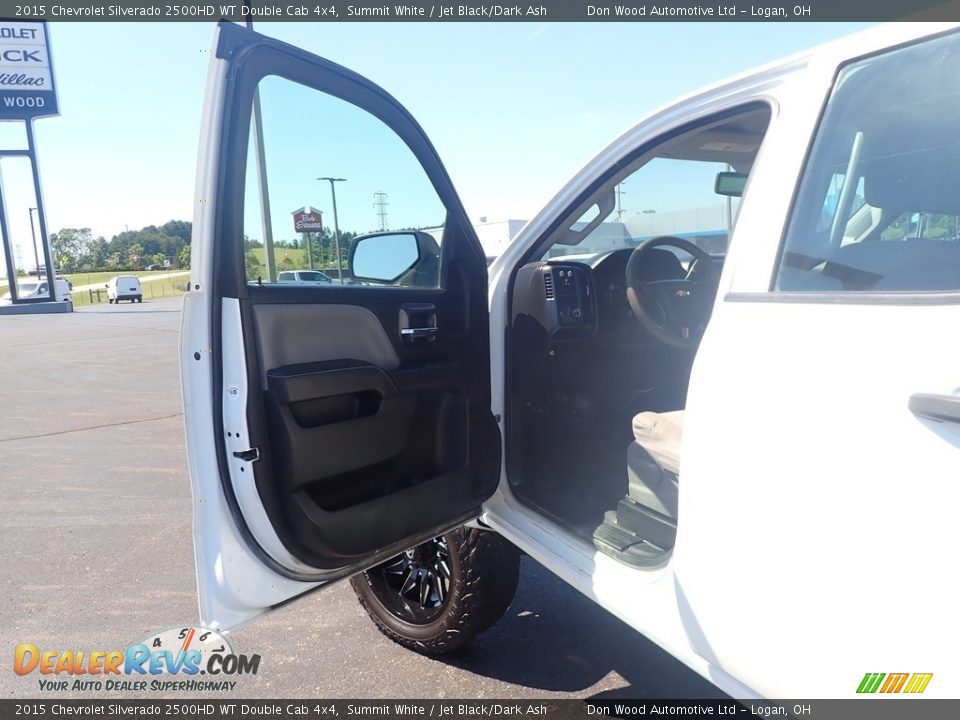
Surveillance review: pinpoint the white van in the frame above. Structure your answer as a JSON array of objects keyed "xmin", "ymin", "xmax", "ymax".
[
  {"xmin": 0, "ymin": 277, "xmax": 71, "ymax": 304},
  {"xmin": 106, "ymin": 276, "xmax": 142, "ymax": 304}
]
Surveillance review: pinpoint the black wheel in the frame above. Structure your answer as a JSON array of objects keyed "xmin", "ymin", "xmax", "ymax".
[{"xmin": 351, "ymin": 527, "xmax": 520, "ymax": 655}]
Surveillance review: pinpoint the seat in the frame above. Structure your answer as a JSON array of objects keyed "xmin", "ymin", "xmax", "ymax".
[
  {"xmin": 626, "ymin": 410, "xmax": 684, "ymax": 519},
  {"xmin": 631, "ymin": 410, "xmax": 684, "ymax": 475}
]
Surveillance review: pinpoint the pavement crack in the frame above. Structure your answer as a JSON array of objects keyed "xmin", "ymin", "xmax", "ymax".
[{"xmin": 0, "ymin": 413, "xmax": 183, "ymax": 443}]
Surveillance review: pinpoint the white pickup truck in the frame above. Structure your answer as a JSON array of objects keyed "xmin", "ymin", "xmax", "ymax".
[{"xmin": 181, "ymin": 22, "xmax": 960, "ymax": 699}]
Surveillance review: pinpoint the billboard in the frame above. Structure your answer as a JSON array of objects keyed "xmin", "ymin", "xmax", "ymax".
[{"xmin": 0, "ymin": 20, "xmax": 59, "ymax": 120}]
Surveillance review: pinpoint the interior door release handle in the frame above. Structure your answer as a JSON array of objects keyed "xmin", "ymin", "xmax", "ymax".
[
  {"xmin": 908, "ymin": 393, "xmax": 960, "ymax": 423},
  {"xmin": 401, "ymin": 326, "xmax": 439, "ymax": 339},
  {"xmin": 399, "ymin": 303, "xmax": 438, "ymax": 343}
]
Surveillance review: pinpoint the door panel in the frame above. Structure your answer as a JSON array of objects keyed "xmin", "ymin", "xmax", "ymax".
[
  {"xmin": 252, "ymin": 293, "xmax": 492, "ymax": 567},
  {"xmin": 253, "ymin": 304, "xmax": 401, "ymax": 377},
  {"xmin": 247, "ymin": 290, "xmax": 498, "ymax": 570},
  {"xmin": 185, "ymin": 23, "xmax": 497, "ymax": 627},
  {"xmin": 676, "ymin": 28, "xmax": 960, "ymax": 697}
]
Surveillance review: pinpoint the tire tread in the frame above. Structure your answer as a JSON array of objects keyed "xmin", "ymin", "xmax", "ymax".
[{"xmin": 351, "ymin": 528, "xmax": 520, "ymax": 655}]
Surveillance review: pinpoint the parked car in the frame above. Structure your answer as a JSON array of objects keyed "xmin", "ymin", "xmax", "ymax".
[
  {"xmin": 276, "ymin": 269, "xmax": 332, "ymax": 284},
  {"xmin": 0, "ymin": 276, "xmax": 72, "ymax": 304},
  {"xmin": 181, "ymin": 23, "xmax": 960, "ymax": 699},
  {"xmin": 106, "ymin": 275, "xmax": 142, "ymax": 303}
]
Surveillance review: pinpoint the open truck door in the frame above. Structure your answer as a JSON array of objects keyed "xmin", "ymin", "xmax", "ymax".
[{"xmin": 182, "ymin": 23, "xmax": 499, "ymax": 630}]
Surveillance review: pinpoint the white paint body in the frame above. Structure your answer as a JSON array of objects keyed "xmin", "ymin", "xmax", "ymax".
[{"xmin": 183, "ymin": 23, "xmax": 960, "ymax": 698}]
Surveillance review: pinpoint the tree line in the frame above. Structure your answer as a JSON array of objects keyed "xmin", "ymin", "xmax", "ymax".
[
  {"xmin": 46, "ymin": 220, "xmax": 193, "ymax": 274},
  {"xmin": 41, "ymin": 221, "xmax": 411, "ymax": 277}
]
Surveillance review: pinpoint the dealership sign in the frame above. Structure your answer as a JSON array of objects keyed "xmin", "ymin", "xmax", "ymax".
[
  {"xmin": 292, "ymin": 206, "xmax": 323, "ymax": 233},
  {"xmin": 0, "ymin": 21, "xmax": 59, "ymax": 120}
]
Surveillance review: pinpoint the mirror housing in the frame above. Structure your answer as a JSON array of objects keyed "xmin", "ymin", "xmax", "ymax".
[
  {"xmin": 715, "ymin": 171, "xmax": 748, "ymax": 198},
  {"xmin": 348, "ymin": 231, "xmax": 441, "ymax": 287}
]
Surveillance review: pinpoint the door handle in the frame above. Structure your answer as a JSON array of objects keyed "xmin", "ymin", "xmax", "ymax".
[
  {"xmin": 400, "ymin": 326, "xmax": 439, "ymax": 339},
  {"xmin": 908, "ymin": 393, "xmax": 960, "ymax": 423},
  {"xmin": 399, "ymin": 303, "xmax": 438, "ymax": 343}
]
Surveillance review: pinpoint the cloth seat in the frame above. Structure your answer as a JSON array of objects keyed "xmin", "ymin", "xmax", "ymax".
[
  {"xmin": 631, "ymin": 410, "xmax": 684, "ymax": 476},
  {"xmin": 626, "ymin": 410, "xmax": 684, "ymax": 519}
]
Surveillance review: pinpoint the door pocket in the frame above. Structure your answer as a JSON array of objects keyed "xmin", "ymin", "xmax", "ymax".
[{"xmin": 264, "ymin": 360, "xmax": 471, "ymax": 509}]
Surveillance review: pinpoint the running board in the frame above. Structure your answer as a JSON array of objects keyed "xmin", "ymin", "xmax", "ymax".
[{"xmin": 593, "ymin": 498, "xmax": 676, "ymax": 568}]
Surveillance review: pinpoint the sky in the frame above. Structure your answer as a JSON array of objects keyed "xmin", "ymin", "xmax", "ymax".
[{"xmin": 0, "ymin": 20, "xmax": 873, "ymax": 273}]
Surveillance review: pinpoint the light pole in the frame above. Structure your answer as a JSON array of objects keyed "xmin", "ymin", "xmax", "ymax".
[
  {"xmin": 28, "ymin": 207, "xmax": 40, "ymax": 277},
  {"xmin": 318, "ymin": 177, "xmax": 346, "ymax": 283}
]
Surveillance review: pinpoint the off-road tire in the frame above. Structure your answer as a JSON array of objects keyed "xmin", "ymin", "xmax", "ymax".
[{"xmin": 351, "ymin": 527, "xmax": 520, "ymax": 655}]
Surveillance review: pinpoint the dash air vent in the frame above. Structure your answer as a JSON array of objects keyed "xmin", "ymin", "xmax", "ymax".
[{"xmin": 543, "ymin": 270, "xmax": 555, "ymax": 299}]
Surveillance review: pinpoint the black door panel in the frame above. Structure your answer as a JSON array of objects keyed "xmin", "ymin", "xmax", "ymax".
[{"xmin": 245, "ymin": 290, "xmax": 497, "ymax": 569}]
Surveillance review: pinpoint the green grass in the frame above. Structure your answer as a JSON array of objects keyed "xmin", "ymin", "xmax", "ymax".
[
  {"xmin": 65, "ymin": 269, "xmax": 187, "ymax": 288},
  {"xmin": 249, "ymin": 246, "xmax": 310, "ymax": 269},
  {"xmin": 2, "ymin": 269, "xmax": 187, "ymax": 295}
]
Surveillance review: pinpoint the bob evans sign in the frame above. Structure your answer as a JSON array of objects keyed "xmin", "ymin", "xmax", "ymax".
[
  {"xmin": 0, "ymin": 21, "xmax": 58, "ymax": 120},
  {"xmin": 292, "ymin": 206, "xmax": 323, "ymax": 233}
]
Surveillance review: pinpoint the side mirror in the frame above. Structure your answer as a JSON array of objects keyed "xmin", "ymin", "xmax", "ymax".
[
  {"xmin": 348, "ymin": 231, "xmax": 439, "ymax": 286},
  {"xmin": 104, "ymin": 283, "xmax": 109, "ymax": 288},
  {"xmin": 715, "ymin": 171, "xmax": 748, "ymax": 198}
]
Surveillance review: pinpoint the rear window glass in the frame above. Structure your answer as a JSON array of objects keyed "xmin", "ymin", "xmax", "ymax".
[{"xmin": 776, "ymin": 31, "xmax": 960, "ymax": 293}]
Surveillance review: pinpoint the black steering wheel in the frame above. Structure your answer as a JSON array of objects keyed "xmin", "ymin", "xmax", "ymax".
[{"xmin": 625, "ymin": 236, "xmax": 720, "ymax": 349}]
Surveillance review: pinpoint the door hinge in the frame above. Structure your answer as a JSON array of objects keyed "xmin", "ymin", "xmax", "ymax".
[{"xmin": 232, "ymin": 447, "xmax": 260, "ymax": 462}]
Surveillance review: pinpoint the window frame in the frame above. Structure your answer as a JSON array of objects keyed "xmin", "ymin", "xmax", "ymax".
[
  {"xmin": 212, "ymin": 36, "xmax": 482, "ymax": 301},
  {"xmin": 240, "ymin": 73, "xmax": 449, "ymax": 291}
]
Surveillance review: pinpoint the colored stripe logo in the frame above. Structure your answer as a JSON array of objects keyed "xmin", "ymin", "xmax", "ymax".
[{"xmin": 857, "ymin": 672, "xmax": 933, "ymax": 694}]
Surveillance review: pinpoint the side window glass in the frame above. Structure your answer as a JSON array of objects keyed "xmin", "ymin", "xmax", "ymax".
[
  {"xmin": 243, "ymin": 75, "xmax": 446, "ymax": 288},
  {"xmin": 777, "ymin": 32, "xmax": 960, "ymax": 292}
]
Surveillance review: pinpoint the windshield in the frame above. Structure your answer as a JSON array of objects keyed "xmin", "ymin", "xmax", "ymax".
[{"xmin": 538, "ymin": 106, "xmax": 772, "ymax": 263}]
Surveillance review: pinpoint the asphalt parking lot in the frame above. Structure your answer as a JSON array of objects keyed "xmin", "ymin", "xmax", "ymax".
[{"xmin": 0, "ymin": 297, "xmax": 724, "ymax": 699}]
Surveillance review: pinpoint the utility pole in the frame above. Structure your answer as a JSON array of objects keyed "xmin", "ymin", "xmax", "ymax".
[
  {"xmin": 373, "ymin": 191, "xmax": 389, "ymax": 231},
  {"xmin": 318, "ymin": 177, "xmax": 346, "ymax": 283},
  {"xmin": 615, "ymin": 183, "xmax": 627, "ymax": 224},
  {"xmin": 28, "ymin": 207, "xmax": 40, "ymax": 276}
]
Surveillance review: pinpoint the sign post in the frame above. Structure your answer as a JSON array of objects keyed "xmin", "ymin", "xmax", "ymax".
[
  {"xmin": 292, "ymin": 207, "xmax": 323, "ymax": 271},
  {"xmin": 0, "ymin": 19, "xmax": 60, "ymax": 312}
]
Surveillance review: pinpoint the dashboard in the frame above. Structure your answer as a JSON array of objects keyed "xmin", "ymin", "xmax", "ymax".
[
  {"xmin": 525, "ymin": 261, "xmax": 597, "ymax": 340},
  {"xmin": 511, "ymin": 247, "xmax": 720, "ymax": 343}
]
